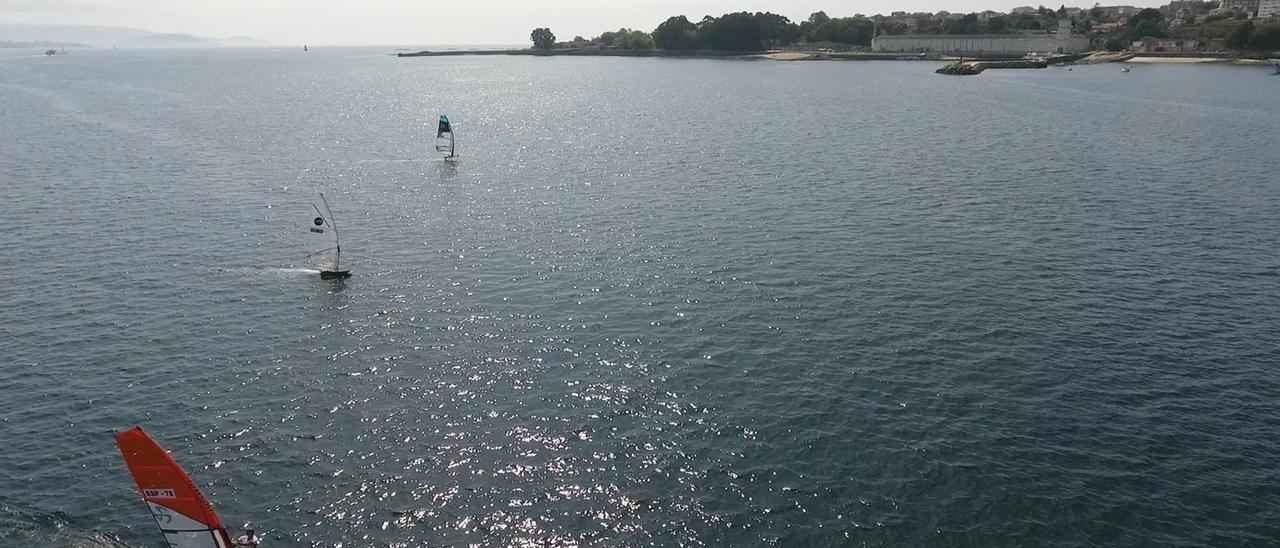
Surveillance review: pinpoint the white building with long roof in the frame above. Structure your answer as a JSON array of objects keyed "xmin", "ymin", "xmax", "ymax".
[{"xmin": 872, "ymin": 19, "xmax": 1089, "ymax": 55}]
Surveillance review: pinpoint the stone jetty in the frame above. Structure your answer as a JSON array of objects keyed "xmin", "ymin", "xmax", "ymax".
[{"xmin": 935, "ymin": 58, "xmax": 1050, "ymax": 75}]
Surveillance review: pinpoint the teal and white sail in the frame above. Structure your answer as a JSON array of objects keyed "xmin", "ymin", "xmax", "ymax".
[
  {"xmin": 435, "ymin": 114, "xmax": 455, "ymax": 158},
  {"xmin": 306, "ymin": 193, "xmax": 341, "ymax": 273}
]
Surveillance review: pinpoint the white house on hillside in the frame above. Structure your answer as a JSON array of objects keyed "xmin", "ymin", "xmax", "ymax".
[{"xmin": 1259, "ymin": 0, "xmax": 1280, "ymax": 18}]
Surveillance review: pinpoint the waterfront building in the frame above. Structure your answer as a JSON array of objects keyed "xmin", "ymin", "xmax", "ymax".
[
  {"xmin": 1219, "ymin": 0, "xmax": 1260, "ymax": 16},
  {"xmin": 976, "ymin": 10, "xmax": 1002, "ymax": 22},
  {"xmin": 1097, "ymin": 5, "xmax": 1141, "ymax": 19},
  {"xmin": 1133, "ymin": 36, "xmax": 1204, "ymax": 52},
  {"xmin": 1259, "ymin": 0, "xmax": 1280, "ymax": 18},
  {"xmin": 872, "ymin": 19, "xmax": 1088, "ymax": 55},
  {"xmin": 1163, "ymin": 0, "xmax": 1214, "ymax": 15},
  {"xmin": 1092, "ymin": 21, "xmax": 1126, "ymax": 33},
  {"xmin": 1169, "ymin": 7, "xmax": 1193, "ymax": 26}
]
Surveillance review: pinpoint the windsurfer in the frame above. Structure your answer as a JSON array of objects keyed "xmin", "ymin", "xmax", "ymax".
[{"xmin": 231, "ymin": 528, "xmax": 262, "ymax": 547}]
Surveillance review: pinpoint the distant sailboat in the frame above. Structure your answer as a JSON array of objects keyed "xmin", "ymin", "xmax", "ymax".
[
  {"xmin": 436, "ymin": 114, "xmax": 456, "ymax": 160},
  {"xmin": 115, "ymin": 427, "xmax": 234, "ymax": 548},
  {"xmin": 1122, "ymin": 65, "xmax": 1131, "ymax": 73},
  {"xmin": 1272, "ymin": 59, "xmax": 1279, "ymax": 75},
  {"xmin": 307, "ymin": 193, "xmax": 350, "ymax": 279},
  {"xmin": 304, "ymin": 44, "xmax": 308, "ymax": 52}
]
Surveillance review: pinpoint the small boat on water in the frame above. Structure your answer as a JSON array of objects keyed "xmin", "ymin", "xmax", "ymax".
[
  {"xmin": 1122, "ymin": 65, "xmax": 1131, "ymax": 73},
  {"xmin": 436, "ymin": 114, "xmax": 456, "ymax": 160},
  {"xmin": 45, "ymin": 49, "xmax": 57, "ymax": 56},
  {"xmin": 115, "ymin": 427, "xmax": 234, "ymax": 548},
  {"xmin": 307, "ymin": 193, "xmax": 351, "ymax": 279},
  {"xmin": 1272, "ymin": 59, "xmax": 1279, "ymax": 74}
]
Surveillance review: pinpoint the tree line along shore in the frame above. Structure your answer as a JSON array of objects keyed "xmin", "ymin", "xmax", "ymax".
[{"xmin": 399, "ymin": 5, "xmax": 1280, "ymax": 60}]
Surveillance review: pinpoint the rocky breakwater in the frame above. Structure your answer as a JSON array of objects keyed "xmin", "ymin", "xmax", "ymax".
[
  {"xmin": 936, "ymin": 62, "xmax": 984, "ymax": 75},
  {"xmin": 936, "ymin": 58, "xmax": 1050, "ymax": 75}
]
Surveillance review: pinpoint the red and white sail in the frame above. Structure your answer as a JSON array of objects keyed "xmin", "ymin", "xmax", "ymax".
[{"xmin": 115, "ymin": 427, "xmax": 232, "ymax": 548}]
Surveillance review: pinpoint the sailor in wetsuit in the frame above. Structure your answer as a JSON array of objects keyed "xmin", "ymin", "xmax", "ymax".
[{"xmin": 231, "ymin": 528, "xmax": 262, "ymax": 547}]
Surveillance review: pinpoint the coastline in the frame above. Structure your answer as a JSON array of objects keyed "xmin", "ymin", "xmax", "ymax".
[
  {"xmin": 396, "ymin": 48, "xmax": 756, "ymax": 60},
  {"xmin": 397, "ymin": 48, "xmax": 1271, "ymax": 66},
  {"xmin": 1127, "ymin": 56, "xmax": 1272, "ymax": 65},
  {"xmin": 398, "ymin": 47, "xmax": 1040, "ymax": 62}
]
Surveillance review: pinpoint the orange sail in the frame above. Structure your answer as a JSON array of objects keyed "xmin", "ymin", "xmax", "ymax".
[{"xmin": 114, "ymin": 427, "xmax": 232, "ymax": 548}]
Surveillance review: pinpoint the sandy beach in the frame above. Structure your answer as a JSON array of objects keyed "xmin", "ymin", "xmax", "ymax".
[
  {"xmin": 755, "ymin": 51, "xmax": 822, "ymax": 60},
  {"xmin": 1128, "ymin": 56, "xmax": 1270, "ymax": 65}
]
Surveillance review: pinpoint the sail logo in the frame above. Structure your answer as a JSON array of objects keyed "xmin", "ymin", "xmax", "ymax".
[
  {"xmin": 150, "ymin": 504, "xmax": 174, "ymax": 524},
  {"xmin": 310, "ymin": 228, "xmax": 325, "ymax": 233},
  {"xmin": 144, "ymin": 488, "xmax": 177, "ymax": 498}
]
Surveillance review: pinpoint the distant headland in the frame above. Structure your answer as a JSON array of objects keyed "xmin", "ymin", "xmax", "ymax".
[{"xmin": 0, "ymin": 23, "xmax": 264, "ymax": 48}]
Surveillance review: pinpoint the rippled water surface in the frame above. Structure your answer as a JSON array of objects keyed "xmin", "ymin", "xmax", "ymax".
[{"xmin": 2, "ymin": 48, "xmax": 1279, "ymax": 547}]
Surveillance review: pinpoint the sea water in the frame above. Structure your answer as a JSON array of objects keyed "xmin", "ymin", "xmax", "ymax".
[{"xmin": 2, "ymin": 48, "xmax": 1279, "ymax": 546}]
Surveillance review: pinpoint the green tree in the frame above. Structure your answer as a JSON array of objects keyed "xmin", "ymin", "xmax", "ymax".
[
  {"xmin": 1252, "ymin": 22, "xmax": 1280, "ymax": 51},
  {"xmin": 1226, "ymin": 20, "xmax": 1254, "ymax": 49},
  {"xmin": 592, "ymin": 28, "xmax": 654, "ymax": 50},
  {"xmin": 799, "ymin": 11, "xmax": 830, "ymax": 38},
  {"xmin": 531, "ymin": 28, "xmax": 556, "ymax": 50},
  {"xmin": 618, "ymin": 29, "xmax": 655, "ymax": 50},
  {"xmin": 809, "ymin": 17, "xmax": 875, "ymax": 45},
  {"xmin": 594, "ymin": 30, "xmax": 616, "ymax": 45},
  {"xmin": 1202, "ymin": 18, "xmax": 1247, "ymax": 40},
  {"xmin": 916, "ymin": 16, "xmax": 943, "ymax": 34},
  {"xmin": 1104, "ymin": 36, "xmax": 1126, "ymax": 51},
  {"xmin": 944, "ymin": 13, "xmax": 983, "ymax": 34},
  {"xmin": 699, "ymin": 12, "xmax": 767, "ymax": 51},
  {"xmin": 1127, "ymin": 8, "xmax": 1167, "ymax": 40},
  {"xmin": 1007, "ymin": 13, "xmax": 1044, "ymax": 30},
  {"xmin": 987, "ymin": 16, "xmax": 1009, "ymax": 33},
  {"xmin": 653, "ymin": 16, "xmax": 700, "ymax": 50},
  {"xmin": 881, "ymin": 21, "xmax": 909, "ymax": 35},
  {"xmin": 755, "ymin": 12, "xmax": 799, "ymax": 46}
]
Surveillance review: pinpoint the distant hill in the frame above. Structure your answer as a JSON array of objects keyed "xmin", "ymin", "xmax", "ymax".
[
  {"xmin": 0, "ymin": 24, "xmax": 148, "ymax": 46},
  {"xmin": 0, "ymin": 39, "xmax": 92, "ymax": 49},
  {"xmin": 0, "ymin": 24, "xmax": 264, "ymax": 48},
  {"xmin": 126, "ymin": 33, "xmax": 213, "ymax": 47},
  {"xmin": 225, "ymin": 36, "xmax": 267, "ymax": 46}
]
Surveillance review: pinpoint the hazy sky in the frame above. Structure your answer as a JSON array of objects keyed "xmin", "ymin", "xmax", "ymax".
[{"xmin": 2, "ymin": 0, "xmax": 1162, "ymax": 45}]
